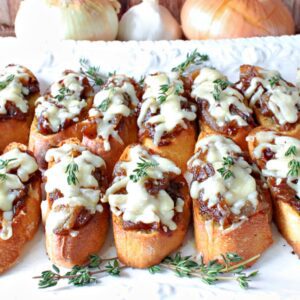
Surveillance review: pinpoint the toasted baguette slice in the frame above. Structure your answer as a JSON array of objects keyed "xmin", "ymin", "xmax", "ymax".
[
  {"xmin": 188, "ymin": 133, "xmax": 272, "ymax": 265},
  {"xmin": 106, "ymin": 144, "xmax": 191, "ymax": 268},
  {"xmin": 248, "ymin": 127, "xmax": 300, "ymax": 256},
  {"xmin": 0, "ymin": 143, "xmax": 41, "ymax": 274},
  {"xmin": 140, "ymin": 123, "xmax": 197, "ymax": 173},
  {"xmin": 239, "ymin": 65, "xmax": 300, "ymax": 139},
  {"xmin": 42, "ymin": 138, "xmax": 109, "ymax": 268},
  {"xmin": 28, "ymin": 71, "xmax": 93, "ymax": 170},
  {"xmin": 0, "ymin": 65, "xmax": 40, "ymax": 152}
]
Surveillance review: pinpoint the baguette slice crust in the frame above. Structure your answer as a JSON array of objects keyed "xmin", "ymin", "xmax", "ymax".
[
  {"xmin": 140, "ymin": 122, "xmax": 197, "ymax": 173},
  {"xmin": 248, "ymin": 127, "xmax": 300, "ymax": 256},
  {"xmin": 108, "ymin": 144, "xmax": 191, "ymax": 268},
  {"xmin": 188, "ymin": 133, "xmax": 272, "ymax": 264},
  {"xmin": 0, "ymin": 143, "xmax": 41, "ymax": 274},
  {"xmin": 42, "ymin": 138, "xmax": 109, "ymax": 268}
]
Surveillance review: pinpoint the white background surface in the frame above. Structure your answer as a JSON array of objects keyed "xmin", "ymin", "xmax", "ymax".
[{"xmin": 0, "ymin": 36, "xmax": 300, "ymax": 299}]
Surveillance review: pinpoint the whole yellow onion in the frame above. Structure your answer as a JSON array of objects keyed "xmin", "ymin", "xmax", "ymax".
[
  {"xmin": 181, "ymin": 0, "xmax": 295, "ymax": 40},
  {"xmin": 15, "ymin": 0, "xmax": 120, "ymax": 42}
]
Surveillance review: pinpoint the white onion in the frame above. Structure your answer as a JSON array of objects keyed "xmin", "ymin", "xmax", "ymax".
[{"xmin": 15, "ymin": 0, "xmax": 120, "ymax": 42}]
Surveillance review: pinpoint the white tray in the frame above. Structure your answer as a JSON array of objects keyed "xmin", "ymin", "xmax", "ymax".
[{"xmin": 1, "ymin": 36, "xmax": 300, "ymax": 300}]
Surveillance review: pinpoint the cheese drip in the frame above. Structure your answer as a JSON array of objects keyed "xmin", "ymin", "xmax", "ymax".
[
  {"xmin": 191, "ymin": 68, "xmax": 252, "ymax": 127},
  {"xmin": 0, "ymin": 65, "xmax": 31, "ymax": 115},
  {"xmin": 188, "ymin": 137, "xmax": 258, "ymax": 217},
  {"xmin": 0, "ymin": 148, "xmax": 38, "ymax": 240},
  {"xmin": 35, "ymin": 72, "xmax": 87, "ymax": 133},
  {"xmin": 253, "ymin": 131, "xmax": 300, "ymax": 197},
  {"xmin": 44, "ymin": 143, "xmax": 105, "ymax": 234},
  {"xmin": 89, "ymin": 75, "xmax": 139, "ymax": 151},
  {"xmin": 138, "ymin": 72, "xmax": 197, "ymax": 145},
  {"xmin": 244, "ymin": 68, "xmax": 300, "ymax": 125},
  {"xmin": 105, "ymin": 145, "xmax": 183, "ymax": 231}
]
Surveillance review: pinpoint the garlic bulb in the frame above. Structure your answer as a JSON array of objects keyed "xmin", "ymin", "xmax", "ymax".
[
  {"xmin": 15, "ymin": 0, "xmax": 120, "ymax": 42},
  {"xmin": 181, "ymin": 0, "xmax": 295, "ymax": 40},
  {"xmin": 118, "ymin": 0, "xmax": 182, "ymax": 41}
]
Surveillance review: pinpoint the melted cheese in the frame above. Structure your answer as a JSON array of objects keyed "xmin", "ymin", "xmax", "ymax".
[
  {"xmin": 188, "ymin": 137, "xmax": 258, "ymax": 218},
  {"xmin": 138, "ymin": 72, "xmax": 197, "ymax": 145},
  {"xmin": 89, "ymin": 75, "xmax": 139, "ymax": 151},
  {"xmin": 244, "ymin": 68, "xmax": 300, "ymax": 125},
  {"xmin": 253, "ymin": 131, "xmax": 300, "ymax": 197},
  {"xmin": 0, "ymin": 148, "xmax": 38, "ymax": 240},
  {"xmin": 0, "ymin": 65, "xmax": 31, "ymax": 115},
  {"xmin": 44, "ymin": 143, "xmax": 105, "ymax": 234},
  {"xmin": 35, "ymin": 72, "xmax": 87, "ymax": 133},
  {"xmin": 191, "ymin": 68, "xmax": 252, "ymax": 127},
  {"xmin": 104, "ymin": 145, "xmax": 182, "ymax": 230}
]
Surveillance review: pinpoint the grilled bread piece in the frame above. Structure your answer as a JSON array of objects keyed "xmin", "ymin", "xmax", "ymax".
[
  {"xmin": 248, "ymin": 127, "xmax": 300, "ymax": 256},
  {"xmin": 187, "ymin": 133, "xmax": 272, "ymax": 265},
  {"xmin": 82, "ymin": 75, "xmax": 141, "ymax": 179},
  {"xmin": 29, "ymin": 71, "xmax": 93, "ymax": 169},
  {"xmin": 138, "ymin": 72, "xmax": 197, "ymax": 172},
  {"xmin": 191, "ymin": 68, "xmax": 256, "ymax": 151},
  {"xmin": 0, "ymin": 65, "xmax": 40, "ymax": 152},
  {"xmin": 239, "ymin": 65, "xmax": 300, "ymax": 138},
  {"xmin": 105, "ymin": 144, "xmax": 191, "ymax": 268},
  {"xmin": 0, "ymin": 143, "xmax": 41, "ymax": 273},
  {"xmin": 42, "ymin": 138, "xmax": 109, "ymax": 268}
]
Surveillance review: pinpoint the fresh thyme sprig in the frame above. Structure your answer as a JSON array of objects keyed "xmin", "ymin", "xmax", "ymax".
[
  {"xmin": 0, "ymin": 74, "xmax": 15, "ymax": 90},
  {"xmin": 0, "ymin": 158, "xmax": 16, "ymax": 170},
  {"xmin": 54, "ymin": 87, "xmax": 73, "ymax": 101},
  {"xmin": 172, "ymin": 49, "xmax": 209, "ymax": 74},
  {"xmin": 217, "ymin": 156, "xmax": 235, "ymax": 180},
  {"xmin": 98, "ymin": 88, "xmax": 116, "ymax": 112},
  {"xmin": 285, "ymin": 145, "xmax": 297, "ymax": 157},
  {"xmin": 79, "ymin": 58, "xmax": 106, "ymax": 87},
  {"xmin": 149, "ymin": 252, "xmax": 259, "ymax": 289},
  {"xmin": 287, "ymin": 159, "xmax": 300, "ymax": 177},
  {"xmin": 213, "ymin": 79, "xmax": 230, "ymax": 101},
  {"xmin": 129, "ymin": 157, "xmax": 159, "ymax": 182},
  {"xmin": 65, "ymin": 161, "xmax": 79, "ymax": 185},
  {"xmin": 34, "ymin": 255, "xmax": 123, "ymax": 289},
  {"xmin": 158, "ymin": 82, "xmax": 183, "ymax": 104},
  {"xmin": 269, "ymin": 75, "xmax": 281, "ymax": 88},
  {"xmin": 139, "ymin": 76, "xmax": 145, "ymax": 87}
]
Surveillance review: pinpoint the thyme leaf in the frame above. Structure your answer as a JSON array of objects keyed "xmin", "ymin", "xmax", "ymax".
[
  {"xmin": 65, "ymin": 161, "xmax": 79, "ymax": 185},
  {"xmin": 0, "ymin": 158, "xmax": 16, "ymax": 170},
  {"xmin": 79, "ymin": 58, "xmax": 105, "ymax": 87},
  {"xmin": 0, "ymin": 74, "xmax": 15, "ymax": 90},
  {"xmin": 129, "ymin": 157, "xmax": 159, "ymax": 182},
  {"xmin": 285, "ymin": 145, "xmax": 297, "ymax": 157},
  {"xmin": 213, "ymin": 79, "xmax": 230, "ymax": 101},
  {"xmin": 0, "ymin": 173, "xmax": 7, "ymax": 182},
  {"xmin": 54, "ymin": 87, "xmax": 72, "ymax": 101},
  {"xmin": 157, "ymin": 82, "xmax": 183, "ymax": 104},
  {"xmin": 287, "ymin": 159, "xmax": 300, "ymax": 177},
  {"xmin": 269, "ymin": 75, "xmax": 281, "ymax": 88},
  {"xmin": 172, "ymin": 50, "xmax": 209, "ymax": 74},
  {"xmin": 217, "ymin": 156, "xmax": 235, "ymax": 180}
]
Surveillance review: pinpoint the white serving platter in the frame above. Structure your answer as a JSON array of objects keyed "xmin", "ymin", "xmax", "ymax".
[{"xmin": 0, "ymin": 36, "xmax": 300, "ymax": 300}]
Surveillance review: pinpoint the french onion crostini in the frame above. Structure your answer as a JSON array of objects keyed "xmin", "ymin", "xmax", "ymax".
[
  {"xmin": 104, "ymin": 144, "xmax": 191, "ymax": 268},
  {"xmin": 187, "ymin": 134, "xmax": 272, "ymax": 265},
  {"xmin": 248, "ymin": 128, "xmax": 300, "ymax": 256},
  {"xmin": 0, "ymin": 64, "xmax": 39, "ymax": 152},
  {"xmin": 191, "ymin": 68, "xmax": 256, "ymax": 151},
  {"xmin": 238, "ymin": 65, "xmax": 300, "ymax": 138},
  {"xmin": 82, "ymin": 74, "xmax": 142, "ymax": 178},
  {"xmin": 138, "ymin": 72, "xmax": 197, "ymax": 172},
  {"xmin": 42, "ymin": 138, "xmax": 109, "ymax": 268},
  {"xmin": 0, "ymin": 143, "xmax": 41, "ymax": 274},
  {"xmin": 29, "ymin": 71, "xmax": 93, "ymax": 169}
]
